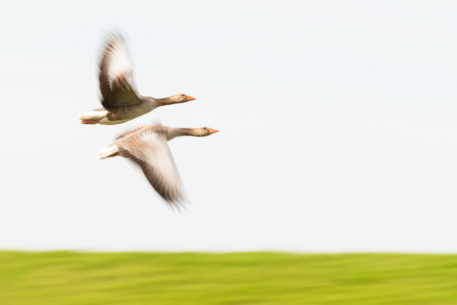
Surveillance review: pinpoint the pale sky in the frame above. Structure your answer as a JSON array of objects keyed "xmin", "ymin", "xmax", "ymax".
[{"xmin": 1, "ymin": 0, "xmax": 457, "ymax": 252}]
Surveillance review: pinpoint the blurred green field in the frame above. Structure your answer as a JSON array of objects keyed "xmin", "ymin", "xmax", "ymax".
[{"xmin": 1, "ymin": 252, "xmax": 457, "ymax": 305}]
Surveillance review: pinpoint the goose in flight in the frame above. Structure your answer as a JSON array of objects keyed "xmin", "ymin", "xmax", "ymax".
[
  {"xmin": 97, "ymin": 124, "xmax": 219, "ymax": 204},
  {"xmin": 79, "ymin": 35, "xmax": 195, "ymax": 125}
]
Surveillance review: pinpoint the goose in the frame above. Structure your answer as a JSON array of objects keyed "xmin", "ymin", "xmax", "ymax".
[
  {"xmin": 97, "ymin": 124, "xmax": 219, "ymax": 204},
  {"xmin": 79, "ymin": 34, "xmax": 195, "ymax": 125}
]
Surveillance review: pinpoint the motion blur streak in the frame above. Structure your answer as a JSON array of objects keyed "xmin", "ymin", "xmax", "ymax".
[{"xmin": 1, "ymin": 251, "xmax": 457, "ymax": 304}]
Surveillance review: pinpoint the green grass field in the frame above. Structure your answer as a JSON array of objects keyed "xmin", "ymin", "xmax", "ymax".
[{"xmin": 1, "ymin": 251, "xmax": 457, "ymax": 305}]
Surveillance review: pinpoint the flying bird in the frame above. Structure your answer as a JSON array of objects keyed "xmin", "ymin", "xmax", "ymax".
[
  {"xmin": 79, "ymin": 34, "xmax": 195, "ymax": 125},
  {"xmin": 97, "ymin": 124, "xmax": 219, "ymax": 204}
]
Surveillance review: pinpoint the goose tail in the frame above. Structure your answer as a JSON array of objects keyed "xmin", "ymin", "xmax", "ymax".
[{"xmin": 96, "ymin": 144, "xmax": 119, "ymax": 160}]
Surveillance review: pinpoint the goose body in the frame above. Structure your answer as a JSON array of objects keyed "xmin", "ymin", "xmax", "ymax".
[
  {"xmin": 79, "ymin": 35, "xmax": 195, "ymax": 125},
  {"xmin": 97, "ymin": 124, "xmax": 219, "ymax": 204}
]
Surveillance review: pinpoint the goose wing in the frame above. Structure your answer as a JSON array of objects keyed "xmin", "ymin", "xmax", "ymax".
[
  {"xmin": 118, "ymin": 131, "xmax": 184, "ymax": 204},
  {"xmin": 99, "ymin": 34, "xmax": 142, "ymax": 109}
]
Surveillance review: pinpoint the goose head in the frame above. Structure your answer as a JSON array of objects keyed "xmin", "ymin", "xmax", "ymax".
[
  {"xmin": 166, "ymin": 93, "xmax": 196, "ymax": 104},
  {"xmin": 169, "ymin": 126, "xmax": 219, "ymax": 139},
  {"xmin": 194, "ymin": 127, "xmax": 219, "ymax": 137}
]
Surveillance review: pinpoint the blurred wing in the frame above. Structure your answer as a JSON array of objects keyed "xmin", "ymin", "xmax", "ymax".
[
  {"xmin": 115, "ymin": 125, "xmax": 147, "ymax": 141},
  {"xmin": 99, "ymin": 34, "xmax": 142, "ymax": 108},
  {"xmin": 115, "ymin": 122, "xmax": 162, "ymax": 141},
  {"xmin": 119, "ymin": 133, "xmax": 184, "ymax": 204}
]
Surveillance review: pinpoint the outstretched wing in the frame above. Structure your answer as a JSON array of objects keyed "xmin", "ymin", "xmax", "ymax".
[
  {"xmin": 118, "ymin": 132, "xmax": 184, "ymax": 205},
  {"xmin": 99, "ymin": 34, "xmax": 142, "ymax": 109}
]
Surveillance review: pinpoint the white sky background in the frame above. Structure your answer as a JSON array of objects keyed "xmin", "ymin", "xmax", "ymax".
[{"xmin": 0, "ymin": 0, "xmax": 457, "ymax": 252}]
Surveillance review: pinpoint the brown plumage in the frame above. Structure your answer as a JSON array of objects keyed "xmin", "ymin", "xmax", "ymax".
[
  {"xmin": 79, "ymin": 34, "xmax": 195, "ymax": 125},
  {"xmin": 98, "ymin": 34, "xmax": 141, "ymax": 109},
  {"xmin": 97, "ymin": 124, "xmax": 219, "ymax": 205}
]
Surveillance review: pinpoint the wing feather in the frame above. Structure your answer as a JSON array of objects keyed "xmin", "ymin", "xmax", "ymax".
[
  {"xmin": 99, "ymin": 34, "xmax": 142, "ymax": 108},
  {"xmin": 118, "ymin": 132, "xmax": 184, "ymax": 204}
]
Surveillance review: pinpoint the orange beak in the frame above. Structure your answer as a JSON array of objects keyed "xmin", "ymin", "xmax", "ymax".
[
  {"xmin": 186, "ymin": 95, "xmax": 196, "ymax": 101},
  {"xmin": 208, "ymin": 128, "xmax": 219, "ymax": 134}
]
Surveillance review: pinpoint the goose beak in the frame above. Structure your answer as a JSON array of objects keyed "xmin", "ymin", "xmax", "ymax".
[
  {"xmin": 186, "ymin": 95, "xmax": 196, "ymax": 101},
  {"xmin": 208, "ymin": 128, "xmax": 219, "ymax": 134}
]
